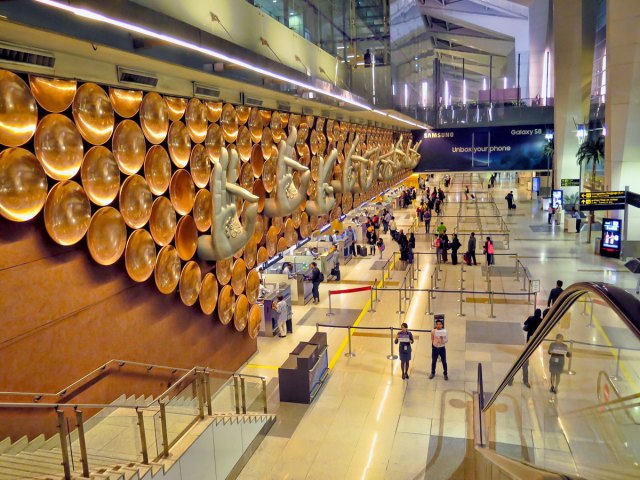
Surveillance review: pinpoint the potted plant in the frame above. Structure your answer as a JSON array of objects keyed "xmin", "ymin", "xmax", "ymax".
[{"xmin": 576, "ymin": 134, "xmax": 605, "ymax": 243}]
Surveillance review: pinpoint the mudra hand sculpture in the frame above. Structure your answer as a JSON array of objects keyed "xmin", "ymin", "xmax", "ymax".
[
  {"xmin": 353, "ymin": 146, "xmax": 380, "ymax": 192},
  {"xmin": 306, "ymin": 149, "xmax": 337, "ymax": 215},
  {"xmin": 197, "ymin": 148, "xmax": 258, "ymax": 261},
  {"xmin": 263, "ymin": 126, "xmax": 310, "ymax": 217},
  {"xmin": 332, "ymin": 134, "xmax": 364, "ymax": 193},
  {"xmin": 379, "ymin": 136, "xmax": 404, "ymax": 180}
]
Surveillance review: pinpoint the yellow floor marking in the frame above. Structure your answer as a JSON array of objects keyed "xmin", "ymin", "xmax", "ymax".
[
  {"xmin": 327, "ymin": 255, "xmax": 398, "ymax": 369},
  {"xmin": 246, "ymin": 364, "xmax": 280, "ymax": 370},
  {"xmin": 464, "ymin": 297, "xmax": 529, "ymax": 305}
]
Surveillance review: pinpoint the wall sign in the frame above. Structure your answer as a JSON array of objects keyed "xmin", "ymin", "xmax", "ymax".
[
  {"xmin": 579, "ymin": 191, "xmax": 626, "ymax": 211},
  {"xmin": 561, "ymin": 179, "xmax": 580, "ymax": 187},
  {"xmin": 413, "ymin": 124, "xmax": 553, "ymax": 172}
]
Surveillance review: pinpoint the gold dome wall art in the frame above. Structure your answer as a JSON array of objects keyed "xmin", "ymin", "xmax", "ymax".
[{"xmin": 0, "ymin": 69, "xmax": 411, "ymax": 338}]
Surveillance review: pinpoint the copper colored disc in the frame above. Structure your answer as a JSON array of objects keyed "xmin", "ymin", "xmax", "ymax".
[
  {"xmin": 316, "ymin": 117, "xmax": 325, "ymax": 131},
  {"xmin": 0, "ymin": 147, "xmax": 47, "ymax": 221},
  {"xmin": 0, "ymin": 70, "xmax": 38, "ymax": 146},
  {"xmin": 261, "ymin": 127, "xmax": 274, "ymax": 160},
  {"xmin": 205, "ymin": 123, "xmax": 224, "ymax": 162},
  {"xmin": 199, "ymin": 272, "xmax": 219, "ymax": 315},
  {"xmin": 248, "ymin": 107, "xmax": 263, "ymax": 143},
  {"xmin": 119, "ymin": 174, "xmax": 152, "ymax": 228},
  {"xmin": 221, "ymin": 103, "xmax": 239, "ymax": 143},
  {"xmin": 300, "ymin": 212, "xmax": 310, "ymax": 238},
  {"xmin": 149, "ymin": 196, "xmax": 176, "ymax": 246},
  {"xmin": 81, "ymin": 146, "xmax": 120, "ymax": 206},
  {"xmin": 298, "ymin": 144, "xmax": 311, "ymax": 167},
  {"xmin": 260, "ymin": 109, "xmax": 271, "ymax": 124},
  {"xmin": 109, "ymin": 87, "xmax": 142, "ymax": 118},
  {"xmin": 218, "ymin": 285, "xmax": 234, "ymax": 325},
  {"xmin": 179, "ymin": 261, "xmax": 201, "ymax": 306},
  {"xmin": 34, "ymin": 114, "xmax": 84, "ymax": 180},
  {"xmin": 175, "ymin": 215, "xmax": 198, "ymax": 261},
  {"xmin": 310, "ymin": 155, "xmax": 320, "ymax": 182},
  {"xmin": 112, "ymin": 119, "xmax": 145, "ymax": 175},
  {"xmin": 248, "ymin": 303, "xmax": 261, "ymax": 339},
  {"xmin": 270, "ymin": 113, "xmax": 283, "ymax": 144},
  {"xmin": 285, "ymin": 218, "xmax": 297, "ymax": 246},
  {"xmin": 72, "ymin": 83, "xmax": 114, "ymax": 145},
  {"xmin": 250, "ymin": 144, "xmax": 264, "ymax": 177},
  {"xmin": 297, "ymin": 123, "xmax": 309, "ymax": 145},
  {"xmin": 307, "ymin": 180, "xmax": 316, "ymax": 198},
  {"xmin": 288, "ymin": 114, "xmax": 301, "ymax": 132},
  {"xmin": 266, "ymin": 225, "xmax": 278, "ymax": 257},
  {"xmin": 125, "ymin": 229, "xmax": 156, "ymax": 282},
  {"xmin": 236, "ymin": 105, "xmax": 250, "ymax": 125},
  {"xmin": 292, "ymin": 208, "xmax": 302, "ymax": 229},
  {"xmin": 190, "ymin": 144, "xmax": 211, "ymax": 189},
  {"xmin": 164, "ymin": 96, "xmax": 187, "ymax": 121},
  {"xmin": 140, "ymin": 92, "xmax": 169, "ymax": 144},
  {"xmin": 44, "ymin": 180, "xmax": 91, "ymax": 245},
  {"xmin": 244, "ymin": 236, "xmax": 257, "ymax": 269},
  {"xmin": 237, "ymin": 126, "xmax": 252, "ymax": 161},
  {"xmin": 272, "ymin": 216, "xmax": 284, "ymax": 234},
  {"xmin": 205, "ymin": 101, "xmax": 222, "ymax": 122},
  {"xmin": 155, "ymin": 245, "xmax": 181, "ymax": 294},
  {"xmin": 231, "ymin": 258, "xmax": 247, "ymax": 295},
  {"xmin": 87, "ymin": 207, "xmax": 127, "ymax": 266},
  {"xmin": 246, "ymin": 269, "xmax": 260, "ymax": 303},
  {"xmin": 170, "ymin": 169, "xmax": 195, "ymax": 215},
  {"xmin": 277, "ymin": 236, "xmax": 287, "ymax": 253},
  {"xmin": 257, "ymin": 246, "xmax": 268, "ymax": 265},
  {"xmin": 310, "ymin": 215, "xmax": 318, "ymax": 230},
  {"xmin": 239, "ymin": 162, "xmax": 254, "ymax": 191},
  {"xmin": 185, "ymin": 98, "xmax": 207, "ymax": 143},
  {"xmin": 253, "ymin": 214, "xmax": 265, "ymax": 243},
  {"xmin": 167, "ymin": 120, "xmax": 192, "ymax": 168},
  {"xmin": 310, "ymin": 130, "xmax": 319, "ymax": 155},
  {"xmin": 144, "ymin": 145, "xmax": 171, "ymax": 195},
  {"xmin": 234, "ymin": 294, "xmax": 249, "ymax": 332},
  {"xmin": 193, "ymin": 189, "xmax": 211, "ymax": 232},
  {"xmin": 216, "ymin": 257, "xmax": 232, "ymax": 285},
  {"xmin": 30, "ymin": 75, "xmax": 76, "ymax": 113},
  {"xmin": 262, "ymin": 157, "xmax": 276, "ymax": 193}
]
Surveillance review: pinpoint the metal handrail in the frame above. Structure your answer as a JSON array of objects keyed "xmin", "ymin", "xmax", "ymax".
[{"xmin": 482, "ymin": 282, "xmax": 640, "ymax": 412}]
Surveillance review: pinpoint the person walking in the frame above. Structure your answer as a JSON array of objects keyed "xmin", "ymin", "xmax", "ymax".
[
  {"xmin": 395, "ymin": 323, "xmax": 414, "ymax": 379},
  {"xmin": 368, "ymin": 229, "xmax": 377, "ymax": 256},
  {"xmin": 572, "ymin": 207, "xmax": 581, "ymax": 233},
  {"xmin": 275, "ymin": 295, "xmax": 288, "ymax": 337},
  {"xmin": 467, "ymin": 232, "xmax": 478, "ymax": 265},
  {"xmin": 440, "ymin": 233, "xmax": 449, "ymax": 263},
  {"xmin": 436, "ymin": 222, "xmax": 447, "ymax": 235},
  {"xmin": 308, "ymin": 262, "xmax": 322, "ymax": 304},
  {"xmin": 347, "ymin": 226, "xmax": 357, "ymax": 256},
  {"xmin": 376, "ymin": 237, "xmax": 385, "ymax": 259},
  {"xmin": 408, "ymin": 232, "xmax": 416, "ymax": 250},
  {"xmin": 450, "ymin": 234, "xmax": 461, "ymax": 265},
  {"xmin": 521, "ymin": 308, "xmax": 543, "ymax": 387},
  {"xmin": 424, "ymin": 208, "xmax": 432, "ymax": 235},
  {"xmin": 505, "ymin": 191, "xmax": 514, "ymax": 210},
  {"xmin": 547, "ymin": 280, "xmax": 564, "ymax": 307},
  {"xmin": 429, "ymin": 319, "xmax": 448, "ymax": 380},
  {"xmin": 389, "ymin": 216, "xmax": 397, "ymax": 240},
  {"xmin": 548, "ymin": 203, "xmax": 555, "ymax": 225},
  {"xmin": 484, "ymin": 236, "xmax": 494, "ymax": 265},
  {"xmin": 548, "ymin": 334, "xmax": 571, "ymax": 393}
]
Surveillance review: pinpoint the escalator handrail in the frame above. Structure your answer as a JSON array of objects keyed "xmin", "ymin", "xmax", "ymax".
[{"xmin": 482, "ymin": 281, "xmax": 640, "ymax": 412}]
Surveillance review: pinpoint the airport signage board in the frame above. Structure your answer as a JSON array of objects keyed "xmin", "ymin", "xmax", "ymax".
[
  {"xmin": 414, "ymin": 124, "xmax": 552, "ymax": 172},
  {"xmin": 579, "ymin": 191, "xmax": 626, "ymax": 211},
  {"xmin": 561, "ymin": 178, "xmax": 580, "ymax": 187}
]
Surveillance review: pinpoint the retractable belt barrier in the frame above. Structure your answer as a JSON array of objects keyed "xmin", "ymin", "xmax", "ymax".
[{"xmin": 326, "ymin": 285, "xmax": 373, "ymax": 317}]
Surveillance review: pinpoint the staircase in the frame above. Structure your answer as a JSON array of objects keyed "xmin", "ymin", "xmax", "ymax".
[
  {"xmin": 0, "ymin": 393, "xmax": 275, "ymax": 479},
  {"xmin": 0, "ymin": 361, "xmax": 274, "ymax": 480}
]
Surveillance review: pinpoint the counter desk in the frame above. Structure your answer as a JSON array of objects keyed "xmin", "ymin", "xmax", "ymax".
[{"xmin": 258, "ymin": 283, "xmax": 292, "ymax": 337}]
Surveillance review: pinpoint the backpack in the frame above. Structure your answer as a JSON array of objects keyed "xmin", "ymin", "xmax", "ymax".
[{"xmin": 318, "ymin": 272, "xmax": 325, "ymax": 282}]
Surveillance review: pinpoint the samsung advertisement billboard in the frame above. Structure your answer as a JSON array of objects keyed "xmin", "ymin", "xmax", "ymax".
[{"xmin": 413, "ymin": 125, "xmax": 552, "ymax": 172}]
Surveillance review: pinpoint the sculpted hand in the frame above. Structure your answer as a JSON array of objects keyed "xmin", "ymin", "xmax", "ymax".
[
  {"xmin": 408, "ymin": 140, "xmax": 422, "ymax": 168},
  {"xmin": 197, "ymin": 148, "xmax": 258, "ymax": 261},
  {"xmin": 306, "ymin": 149, "xmax": 337, "ymax": 215},
  {"xmin": 380, "ymin": 135, "xmax": 404, "ymax": 179},
  {"xmin": 264, "ymin": 126, "xmax": 310, "ymax": 217},
  {"xmin": 332, "ymin": 134, "xmax": 359, "ymax": 193},
  {"xmin": 353, "ymin": 146, "xmax": 380, "ymax": 192}
]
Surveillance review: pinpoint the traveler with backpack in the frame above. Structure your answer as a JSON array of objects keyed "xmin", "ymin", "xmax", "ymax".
[
  {"xmin": 450, "ymin": 234, "xmax": 461, "ymax": 265},
  {"xmin": 308, "ymin": 262, "xmax": 323, "ymax": 304}
]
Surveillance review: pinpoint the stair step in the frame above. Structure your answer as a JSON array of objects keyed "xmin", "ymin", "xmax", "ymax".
[
  {"xmin": 0, "ymin": 454, "xmax": 64, "ymax": 474},
  {"xmin": 0, "ymin": 468, "xmax": 34, "ymax": 480},
  {"xmin": 4, "ymin": 436, "xmax": 28, "ymax": 455},
  {"xmin": 24, "ymin": 434, "xmax": 46, "ymax": 452},
  {"xmin": 0, "ymin": 439, "xmax": 11, "ymax": 455}
]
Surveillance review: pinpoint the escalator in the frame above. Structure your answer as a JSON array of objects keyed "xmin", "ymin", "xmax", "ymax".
[{"xmin": 474, "ymin": 282, "xmax": 640, "ymax": 479}]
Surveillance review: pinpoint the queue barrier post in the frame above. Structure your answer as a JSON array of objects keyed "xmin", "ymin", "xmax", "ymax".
[
  {"xmin": 527, "ymin": 280, "xmax": 532, "ymax": 305},
  {"xmin": 459, "ymin": 263, "xmax": 465, "ymax": 291},
  {"xmin": 457, "ymin": 289, "xmax": 466, "ymax": 317},
  {"xmin": 387, "ymin": 327, "xmax": 398, "ymax": 360},
  {"xmin": 396, "ymin": 287, "xmax": 405, "ymax": 315},
  {"xmin": 369, "ymin": 285, "xmax": 376, "ymax": 313},
  {"xmin": 588, "ymin": 301, "xmax": 594, "ymax": 328},
  {"xmin": 326, "ymin": 294, "xmax": 335, "ymax": 317},
  {"xmin": 611, "ymin": 348, "xmax": 621, "ymax": 381},
  {"xmin": 489, "ymin": 290, "xmax": 496, "ymax": 318},
  {"xmin": 427, "ymin": 289, "xmax": 433, "ymax": 314},
  {"xmin": 521, "ymin": 269, "xmax": 527, "ymax": 292},
  {"xmin": 345, "ymin": 327, "xmax": 355, "ymax": 357}
]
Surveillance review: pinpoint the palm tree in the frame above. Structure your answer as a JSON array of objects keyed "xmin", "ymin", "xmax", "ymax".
[
  {"xmin": 543, "ymin": 139, "xmax": 554, "ymax": 189},
  {"xmin": 576, "ymin": 134, "xmax": 605, "ymax": 242}
]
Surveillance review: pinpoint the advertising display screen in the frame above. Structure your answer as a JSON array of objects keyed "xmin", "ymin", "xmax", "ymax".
[
  {"xmin": 532, "ymin": 177, "xmax": 540, "ymax": 193},
  {"xmin": 600, "ymin": 218, "xmax": 622, "ymax": 258},
  {"xmin": 414, "ymin": 125, "xmax": 553, "ymax": 172},
  {"xmin": 552, "ymin": 190, "xmax": 563, "ymax": 210}
]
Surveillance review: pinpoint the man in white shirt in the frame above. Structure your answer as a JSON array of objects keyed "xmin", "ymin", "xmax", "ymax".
[{"xmin": 429, "ymin": 319, "xmax": 448, "ymax": 380}]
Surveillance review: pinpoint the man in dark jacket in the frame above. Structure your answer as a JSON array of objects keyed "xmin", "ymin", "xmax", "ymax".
[
  {"xmin": 505, "ymin": 191, "xmax": 514, "ymax": 209},
  {"xmin": 450, "ymin": 234, "xmax": 461, "ymax": 265},
  {"xmin": 309, "ymin": 262, "xmax": 321, "ymax": 304},
  {"xmin": 467, "ymin": 232, "xmax": 478, "ymax": 265},
  {"xmin": 521, "ymin": 308, "xmax": 543, "ymax": 387},
  {"xmin": 547, "ymin": 280, "xmax": 564, "ymax": 307}
]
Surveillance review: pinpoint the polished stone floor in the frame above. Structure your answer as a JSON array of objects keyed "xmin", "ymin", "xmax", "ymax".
[{"xmin": 237, "ymin": 174, "xmax": 639, "ymax": 480}]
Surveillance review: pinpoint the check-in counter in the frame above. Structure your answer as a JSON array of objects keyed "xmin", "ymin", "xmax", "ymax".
[
  {"xmin": 278, "ymin": 332, "xmax": 329, "ymax": 404},
  {"xmin": 258, "ymin": 282, "xmax": 292, "ymax": 336}
]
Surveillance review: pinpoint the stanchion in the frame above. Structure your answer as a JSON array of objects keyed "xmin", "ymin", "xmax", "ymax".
[
  {"xmin": 459, "ymin": 263, "xmax": 465, "ymax": 291},
  {"xmin": 369, "ymin": 284, "xmax": 376, "ymax": 312},
  {"xmin": 427, "ymin": 290, "xmax": 433, "ymax": 314},
  {"xmin": 326, "ymin": 294, "xmax": 335, "ymax": 316},
  {"xmin": 396, "ymin": 287, "xmax": 405, "ymax": 314},
  {"xmin": 345, "ymin": 327, "xmax": 355, "ymax": 357},
  {"xmin": 527, "ymin": 280, "xmax": 532, "ymax": 304},
  {"xmin": 567, "ymin": 340, "xmax": 575, "ymax": 375},
  {"xmin": 457, "ymin": 289, "xmax": 466, "ymax": 317},
  {"xmin": 387, "ymin": 327, "xmax": 398, "ymax": 360},
  {"xmin": 610, "ymin": 348, "xmax": 621, "ymax": 381},
  {"xmin": 534, "ymin": 292, "xmax": 538, "ymax": 308},
  {"xmin": 488, "ymin": 291, "xmax": 496, "ymax": 318},
  {"xmin": 515, "ymin": 260, "xmax": 520, "ymax": 282},
  {"xmin": 521, "ymin": 270, "xmax": 527, "ymax": 292},
  {"xmin": 588, "ymin": 301, "xmax": 594, "ymax": 328}
]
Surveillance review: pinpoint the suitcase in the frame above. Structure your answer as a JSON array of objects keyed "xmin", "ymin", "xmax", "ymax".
[
  {"xmin": 357, "ymin": 245, "xmax": 367, "ymax": 257},
  {"xmin": 463, "ymin": 252, "xmax": 472, "ymax": 265},
  {"xmin": 511, "ymin": 203, "xmax": 517, "ymax": 210}
]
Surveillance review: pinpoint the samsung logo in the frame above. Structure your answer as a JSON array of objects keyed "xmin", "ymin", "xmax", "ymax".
[{"xmin": 424, "ymin": 131, "xmax": 454, "ymax": 139}]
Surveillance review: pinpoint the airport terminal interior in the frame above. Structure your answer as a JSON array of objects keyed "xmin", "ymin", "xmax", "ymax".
[{"xmin": 0, "ymin": 1, "xmax": 639, "ymax": 479}]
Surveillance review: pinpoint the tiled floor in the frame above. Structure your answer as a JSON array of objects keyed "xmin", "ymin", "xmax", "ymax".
[{"xmin": 237, "ymin": 174, "xmax": 640, "ymax": 480}]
